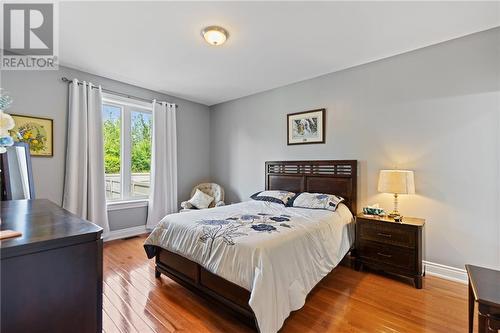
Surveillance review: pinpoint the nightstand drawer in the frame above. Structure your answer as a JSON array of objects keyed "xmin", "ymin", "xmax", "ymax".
[
  {"xmin": 355, "ymin": 214, "xmax": 424, "ymax": 288},
  {"xmin": 358, "ymin": 241, "xmax": 416, "ymax": 271},
  {"xmin": 358, "ymin": 221, "xmax": 415, "ymax": 248}
]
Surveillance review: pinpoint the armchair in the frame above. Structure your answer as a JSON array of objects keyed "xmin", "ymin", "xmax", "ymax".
[{"xmin": 180, "ymin": 183, "xmax": 225, "ymax": 211}]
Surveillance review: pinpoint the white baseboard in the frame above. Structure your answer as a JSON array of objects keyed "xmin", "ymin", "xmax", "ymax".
[
  {"xmin": 424, "ymin": 261, "xmax": 467, "ymax": 284},
  {"xmin": 104, "ymin": 225, "xmax": 148, "ymax": 242}
]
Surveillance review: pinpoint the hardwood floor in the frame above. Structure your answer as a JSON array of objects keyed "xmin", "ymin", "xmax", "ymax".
[{"xmin": 103, "ymin": 234, "xmax": 470, "ymax": 333}]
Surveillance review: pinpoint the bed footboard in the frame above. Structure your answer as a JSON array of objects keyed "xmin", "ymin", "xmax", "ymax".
[{"xmin": 154, "ymin": 248, "xmax": 256, "ymax": 327}]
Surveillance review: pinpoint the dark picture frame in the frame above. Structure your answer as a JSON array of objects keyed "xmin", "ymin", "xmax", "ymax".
[
  {"xmin": 287, "ymin": 108, "xmax": 325, "ymax": 145},
  {"xmin": 10, "ymin": 114, "xmax": 54, "ymax": 157}
]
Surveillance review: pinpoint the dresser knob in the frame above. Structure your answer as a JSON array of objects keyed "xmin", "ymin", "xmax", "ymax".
[
  {"xmin": 377, "ymin": 232, "xmax": 392, "ymax": 238},
  {"xmin": 377, "ymin": 252, "xmax": 393, "ymax": 258}
]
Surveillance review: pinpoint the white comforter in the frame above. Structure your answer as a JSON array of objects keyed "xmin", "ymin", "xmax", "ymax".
[{"xmin": 144, "ymin": 201, "xmax": 354, "ymax": 333}]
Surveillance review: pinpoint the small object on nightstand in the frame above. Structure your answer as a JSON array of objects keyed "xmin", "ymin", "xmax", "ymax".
[
  {"xmin": 355, "ymin": 213, "xmax": 425, "ymax": 289},
  {"xmin": 362, "ymin": 204, "xmax": 386, "ymax": 216}
]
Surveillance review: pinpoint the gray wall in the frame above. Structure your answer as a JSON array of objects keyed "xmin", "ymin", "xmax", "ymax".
[
  {"xmin": 1, "ymin": 66, "xmax": 211, "ymax": 231},
  {"xmin": 2, "ymin": 29, "xmax": 499, "ymax": 270},
  {"xmin": 210, "ymin": 28, "xmax": 500, "ymax": 270}
]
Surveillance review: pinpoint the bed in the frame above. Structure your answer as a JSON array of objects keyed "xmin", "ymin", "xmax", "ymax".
[{"xmin": 144, "ymin": 160, "xmax": 357, "ymax": 333}]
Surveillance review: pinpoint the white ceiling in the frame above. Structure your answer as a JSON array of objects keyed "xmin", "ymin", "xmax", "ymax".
[{"xmin": 59, "ymin": 1, "xmax": 500, "ymax": 106}]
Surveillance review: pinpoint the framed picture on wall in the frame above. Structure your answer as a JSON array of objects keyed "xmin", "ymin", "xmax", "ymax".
[
  {"xmin": 287, "ymin": 108, "xmax": 325, "ymax": 145},
  {"xmin": 10, "ymin": 114, "xmax": 53, "ymax": 157}
]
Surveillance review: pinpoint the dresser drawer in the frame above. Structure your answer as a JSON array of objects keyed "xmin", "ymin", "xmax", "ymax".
[
  {"xmin": 358, "ymin": 241, "xmax": 416, "ymax": 271},
  {"xmin": 358, "ymin": 221, "xmax": 416, "ymax": 248}
]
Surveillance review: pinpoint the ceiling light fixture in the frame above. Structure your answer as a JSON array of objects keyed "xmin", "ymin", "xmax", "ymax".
[{"xmin": 201, "ymin": 26, "xmax": 228, "ymax": 46}]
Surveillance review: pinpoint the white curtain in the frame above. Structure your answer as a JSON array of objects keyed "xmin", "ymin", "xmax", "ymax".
[
  {"xmin": 63, "ymin": 79, "xmax": 110, "ymax": 235},
  {"xmin": 146, "ymin": 101, "xmax": 177, "ymax": 229}
]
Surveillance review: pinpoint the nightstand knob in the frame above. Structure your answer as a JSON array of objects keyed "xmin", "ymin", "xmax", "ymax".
[
  {"xmin": 377, "ymin": 252, "xmax": 393, "ymax": 258},
  {"xmin": 377, "ymin": 232, "xmax": 392, "ymax": 238}
]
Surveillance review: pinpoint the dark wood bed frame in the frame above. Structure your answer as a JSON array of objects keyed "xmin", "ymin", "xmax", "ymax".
[{"xmin": 151, "ymin": 160, "xmax": 357, "ymax": 327}]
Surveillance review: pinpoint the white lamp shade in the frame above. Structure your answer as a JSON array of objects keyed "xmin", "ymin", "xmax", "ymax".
[{"xmin": 377, "ymin": 170, "xmax": 415, "ymax": 194}]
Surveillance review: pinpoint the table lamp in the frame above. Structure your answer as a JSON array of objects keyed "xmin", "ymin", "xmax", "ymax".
[{"xmin": 377, "ymin": 169, "xmax": 415, "ymax": 217}]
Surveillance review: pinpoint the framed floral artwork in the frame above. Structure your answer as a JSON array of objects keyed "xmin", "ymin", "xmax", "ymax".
[
  {"xmin": 287, "ymin": 108, "xmax": 325, "ymax": 145},
  {"xmin": 10, "ymin": 115, "xmax": 53, "ymax": 157}
]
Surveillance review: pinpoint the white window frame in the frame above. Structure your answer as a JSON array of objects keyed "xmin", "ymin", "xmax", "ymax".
[{"xmin": 102, "ymin": 93, "xmax": 153, "ymax": 205}]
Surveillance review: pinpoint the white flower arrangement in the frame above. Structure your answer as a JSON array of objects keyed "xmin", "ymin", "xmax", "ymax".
[
  {"xmin": 0, "ymin": 89, "xmax": 15, "ymax": 153},
  {"xmin": 0, "ymin": 110, "xmax": 15, "ymax": 135}
]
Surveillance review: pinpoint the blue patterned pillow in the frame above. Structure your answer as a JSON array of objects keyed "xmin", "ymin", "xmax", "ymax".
[
  {"xmin": 250, "ymin": 190, "xmax": 296, "ymax": 206},
  {"xmin": 288, "ymin": 192, "xmax": 344, "ymax": 212}
]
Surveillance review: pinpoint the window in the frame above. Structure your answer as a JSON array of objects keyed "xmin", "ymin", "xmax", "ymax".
[{"xmin": 102, "ymin": 94, "xmax": 152, "ymax": 202}]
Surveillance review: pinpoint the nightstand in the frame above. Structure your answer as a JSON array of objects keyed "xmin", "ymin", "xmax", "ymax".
[{"xmin": 354, "ymin": 214, "xmax": 425, "ymax": 289}]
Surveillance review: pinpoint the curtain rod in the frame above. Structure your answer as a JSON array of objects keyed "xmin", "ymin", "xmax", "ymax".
[{"xmin": 60, "ymin": 77, "xmax": 177, "ymax": 107}]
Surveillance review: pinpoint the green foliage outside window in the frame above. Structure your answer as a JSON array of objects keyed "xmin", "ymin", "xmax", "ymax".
[
  {"xmin": 103, "ymin": 112, "xmax": 152, "ymax": 174},
  {"xmin": 103, "ymin": 116, "xmax": 121, "ymax": 174},
  {"xmin": 131, "ymin": 113, "xmax": 152, "ymax": 173}
]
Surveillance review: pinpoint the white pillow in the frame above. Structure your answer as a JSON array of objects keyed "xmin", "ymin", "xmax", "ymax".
[
  {"xmin": 188, "ymin": 189, "xmax": 214, "ymax": 209},
  {"xmin": 289, "ymin": 192, "xmax": 344, "ymax": 212},
  {"xmin": 250, "ymin": 190, "xmax": 296, "ymax": 206}
]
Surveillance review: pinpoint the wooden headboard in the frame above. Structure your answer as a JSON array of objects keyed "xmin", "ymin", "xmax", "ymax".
[{"xmin": 265, "ymin": 160, "xmax": 358, "ymax": 214}]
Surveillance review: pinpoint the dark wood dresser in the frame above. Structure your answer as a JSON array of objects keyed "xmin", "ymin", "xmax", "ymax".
[
  {"xmin": 1, "ymin": 199, "xmax": 103, "ymax": 333},
  {"xmin": 466, "ymin": 265, "xmax": 500, "ymax": 333},
  {"xmin": 355, "ymin": 214, "xmax": 425, "ymax": 289}
]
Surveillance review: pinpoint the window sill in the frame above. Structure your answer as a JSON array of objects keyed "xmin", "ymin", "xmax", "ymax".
[{"xmin": 107, "ymin": 199, "xmax": 149, "ymax": 211}]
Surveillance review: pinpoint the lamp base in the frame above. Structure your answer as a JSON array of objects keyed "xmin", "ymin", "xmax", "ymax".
[
  {"xmin": 389, "ymin": 193, "xmax": 401, "ymax": 219},
  {"xmin": 388, "ymin": 211, "xmax": 403, "ymax": 223},
  {"xmin": 388, "ymin": 211, "xmax": 400, "ymax": 218}
]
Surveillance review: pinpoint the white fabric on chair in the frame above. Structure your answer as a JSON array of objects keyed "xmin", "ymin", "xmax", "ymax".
[
  {"xmin": 146, "ymin": 101, "xmax": 177, "ymax": 229},
  {"xmin": 188, "ymin": 189, "xmax": 214, "ymax": 209},
  {"xmin": 63, "ymin": 79, "xmax": 110, "ymax": 235}
]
